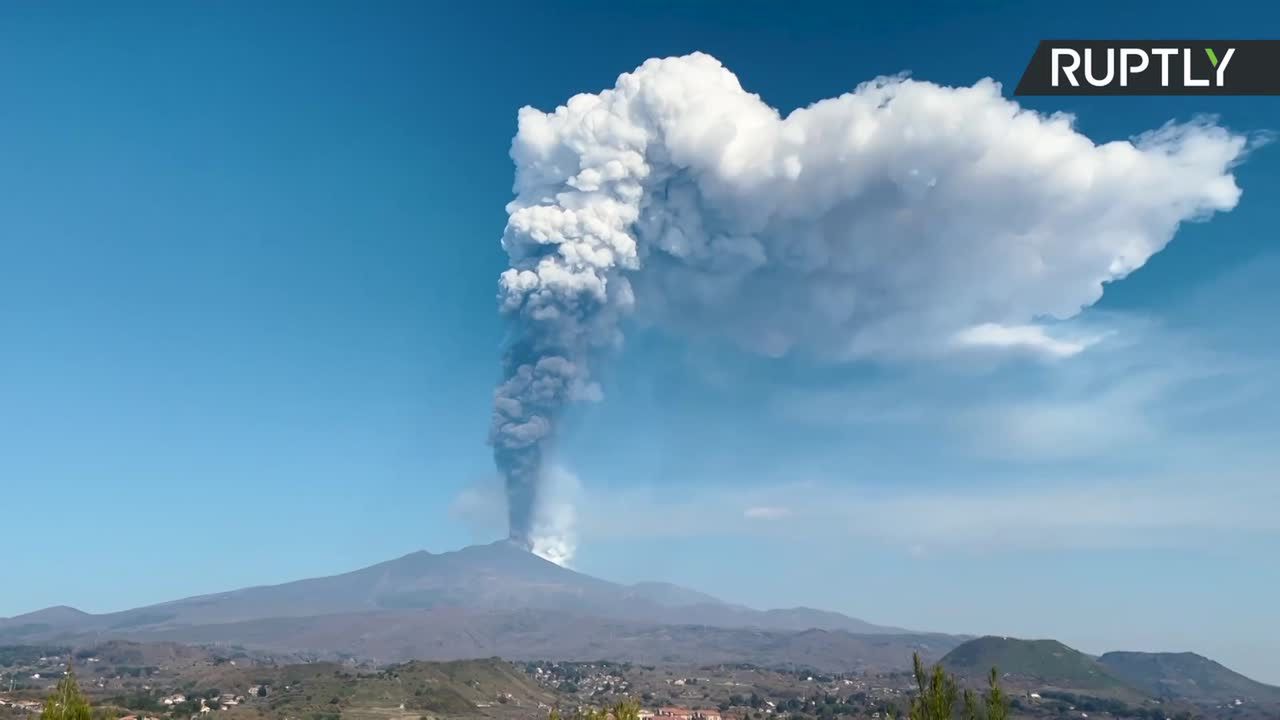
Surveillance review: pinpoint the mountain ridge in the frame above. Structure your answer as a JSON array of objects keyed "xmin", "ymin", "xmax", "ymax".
[
  {"xmin": 941, "ymin": 636, "xmax": 1136, "ymax": 696},
  {"xmin": 0, "ymin": 541, "xmax": 914, "ymax": 657},
  {"xmin": 942, "ymin": 636, "xmax": 1280, "ymax": 706},
  {"xmin": 1099, "ymin": 650, "xmax": 1280, "ymax": 704},
  {"xmin": 7, "ymin": 544, "xmax": 1276, "ymax": 700}
]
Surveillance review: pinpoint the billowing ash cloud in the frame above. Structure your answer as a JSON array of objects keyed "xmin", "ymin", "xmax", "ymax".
[{"xmin": 490, "ymin": 52, "xmax": 1248, "ymax": 551}]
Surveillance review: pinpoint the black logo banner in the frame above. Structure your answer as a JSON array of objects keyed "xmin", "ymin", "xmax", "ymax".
[{"xmin": 1014, "ymin": 40, "xmax": 1280, "ymax": 95}]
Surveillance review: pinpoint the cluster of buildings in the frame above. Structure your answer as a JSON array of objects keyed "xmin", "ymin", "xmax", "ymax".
[
  {"xmin": 530, "ymin": 663, "xmax": 631, "ymax": 697},
  {"xmin": 151, "ymin": 689, "xmax": 262, "ymax": 713},
  {"xmin": 0, "ymin": 697, "xmax": 44, "ymax": 713},
  {"xmin": 640, "ymin": 707, "xmax": 725, "ymax": 720}
]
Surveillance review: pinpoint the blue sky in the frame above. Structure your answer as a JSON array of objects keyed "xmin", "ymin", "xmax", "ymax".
[{"xmin": 2, "ymin": 0, "xmax": 1278, "ymax": 684}]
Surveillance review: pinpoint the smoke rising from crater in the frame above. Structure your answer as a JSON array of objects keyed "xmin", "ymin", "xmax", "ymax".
[{"xmin": 490, "ymin": 52, "xmax": 1248, "ymax": 556}]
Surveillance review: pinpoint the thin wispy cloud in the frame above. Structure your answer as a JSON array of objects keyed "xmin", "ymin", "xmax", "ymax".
[
  {"xmin": 952, "ymin": 322, "xmax": 1104, "ymax": 359},
  {"xmin": 743, "ymin": 506, "xmax": 792, "ymax": 520},
  {"xmin": 564, "ymin": 469, "xmax": 1279, "ymax": 552}
]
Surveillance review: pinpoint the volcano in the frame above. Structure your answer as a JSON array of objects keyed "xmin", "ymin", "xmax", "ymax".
[{"xmin": 0, "ymin": 540, "xmax": 958, "ymax": 669}]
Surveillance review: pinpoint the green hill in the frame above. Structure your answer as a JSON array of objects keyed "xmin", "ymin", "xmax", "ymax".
[
  {"xmin": 1099, "ymin": 651, "xmax": 1280, "ymax": 705},
  {"xmin": 941, "ymin": 637, "xmax": 1135, "ymax": 697}
]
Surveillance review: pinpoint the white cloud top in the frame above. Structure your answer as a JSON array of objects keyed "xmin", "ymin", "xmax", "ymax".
[{"xmin": 502, "ymin": 52, "xmax": 1244, "ymax": 360}]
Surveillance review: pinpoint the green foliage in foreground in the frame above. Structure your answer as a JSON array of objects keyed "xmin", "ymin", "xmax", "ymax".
[
  {"xmin": 963, "ymin": 668, "xmax": 1007, "ymax": 720},
  {"xmin": 40, "ymin": 664, "xmax": 91, "ymax": 720},
  {"xmin": 891, "ymin": 653, "xmax": 1008, "ymax": 720},
  {"xmin": 550, "ymin": 697, "xmax": 643, "ymax": 720}
]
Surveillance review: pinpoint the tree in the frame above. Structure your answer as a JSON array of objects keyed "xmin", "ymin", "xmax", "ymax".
[
  {"xmin": 983, "ymin": 668, "xmax": 1007, "ymax": 720},
  {"xmin": 614, "ymin": 699, "xmax": 641, "ymax": 720},
  {"xmin": 888, "ymin": 654, "xmax": 1008, "ymax": 720},
  {"xmin": 908, "ymin": 653, "xmax": 958, "ymax": 720},
  {"xmin": 40, "ymin": 663, "xmax": 91, "ymax": 720},
  {"xmin": 549, "ymin": 698, "xmax": 643, "ymax": 720}
]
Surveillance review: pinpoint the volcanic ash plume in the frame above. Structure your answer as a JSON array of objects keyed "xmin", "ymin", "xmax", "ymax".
[{"xmin": 490, "ymin": 52, "xmax": 1248, "ymax": 553}]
